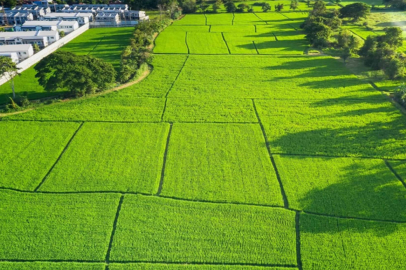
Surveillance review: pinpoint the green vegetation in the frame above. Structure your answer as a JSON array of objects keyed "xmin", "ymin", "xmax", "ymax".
[
  {"xmin": 110, "ymin": 195, "xmax": 296, "ymax": 264},
  {"xmin": 0, "ymin": 263, "xmax": 104, "ymax": 270},
  {"xmin": 0, "ymin": 28, "xmax": 133, "ymax": 105},
  {"xmin": 256, "ymin": 99, "xmax": 406, "ymax": 158},
  {"xmin": 39, "ymin": 123, "xmax": 169, "ymax": 193},
  {"xmin": 2, "ymin": 12, "xmax": 406, "ymax": 269},
  {"xmin": 301, "ymin": 213, "xmax": 406, "ymax": 269},
  {"xmin": 0, "ymin": 190, "xmax": 120, "ymax": 260},
  {"xmin": 275, "ymin": 156, "xmax": 406, "ymax": 220},
  {"xmin": 161, "ymin": 124, "xmax": 283, "ymax": 205},
  {"xmin": 0, "ymin": 121, "xmax": 80, "ymax": 190}
]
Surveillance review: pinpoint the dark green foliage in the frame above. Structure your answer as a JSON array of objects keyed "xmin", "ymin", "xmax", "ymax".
[
  {"xmin": 275, "ymin": 3, "xmax": 284, "ymax": 11},
  {"xmin": 304, "ymin": 22, "xmax": 331, "ymax": 46},
  {"xmin": 290, "ymin": 0, "xmax": 299, "ymax": 10},
  {"xmin": 262, "ymin": 2, "xmax": 271, "ymax": 11},
  {"xmin": 394, "ymin": 84, "xmax": 406, "ymax": 106},
  {"xmin": 311, "ymin": 0, "xmax": 326, "ymax": 16},
  {"xmin": 385, "ymin": 58, "xmax": 405, "ymax": 79},
  {"xmin": 339, "ymin": 3, "xmax": 370, "ymax": 21},
  {"xmin": 182, "ymin": 0, "xmax": 197, "ymax": 13},
  {"xmin": 224, "ymin": 0, "xmax": 236, "ymax": 12},
  {"xmin": 35, "ymin": 51, "xmax": 116, "ymax": 97},
  {"xmin": 341, "ymin": 47, "xmax": 351, "ymax": 63}
]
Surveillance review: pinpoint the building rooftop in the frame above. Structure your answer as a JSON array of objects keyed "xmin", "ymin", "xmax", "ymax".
[
  {"xmin": 0, "ymin": 30, "xmax": 58, "ymax": 37},
  {"xmin": 0, "ymin": 44, "xmax": 32, "ymax": 51},
  {"xmin": 22, "ymin": 20, "xmax": 77, "ymax": 26},
  {"xmin": 43, "ymin": 12, "xmax": 93, "ymax": 18}
]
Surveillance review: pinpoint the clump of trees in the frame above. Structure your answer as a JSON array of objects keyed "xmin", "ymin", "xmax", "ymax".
[
  {"xmin": 35, "ymin": 51, "xmax": 116, "ymax": 97},
  {"xmin": 301, "ymin": 0, "xmax": 342, "ymax": 48},
  {"xmin": 120, "ymin": 19, "xmax": 171, "ymax": 82},
  {"xmin": 359, "ymin": 27, "xmax": 405, "ymax": 79},
  {"xmin": 382, "ymin": 0, "xmax": 406, "ymax": 10},
  {"xmin": 394, "ymin": 84, "xmax": 406, "ymax": 106},
  {"xmin": 301, "ymin": 1, "xmax": 370, "ymax": 48}
]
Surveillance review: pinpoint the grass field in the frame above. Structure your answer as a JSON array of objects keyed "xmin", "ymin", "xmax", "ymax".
[
  {"xmin": 0, "ymin": 27, "xmax": 133, "ymax": 105},
  {"xmin": 1, "ymin": 12, "xmax": 406, "ymax": 270}
]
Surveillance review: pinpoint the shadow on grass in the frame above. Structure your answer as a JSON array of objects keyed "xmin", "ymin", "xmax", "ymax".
[{"xmin": 298, "ymin": 159, "xmax": 406, "ymax": 236}]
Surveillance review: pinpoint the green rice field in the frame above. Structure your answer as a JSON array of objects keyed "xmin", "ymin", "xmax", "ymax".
[{"xmin": 1, "ymin": 12, "xmax": 406, "ymax": 270}]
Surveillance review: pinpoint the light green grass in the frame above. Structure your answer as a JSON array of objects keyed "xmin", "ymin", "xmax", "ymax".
[
  {"xmin": 169, "ymin": 55, "xmax": 382, "ymax": 100},
  {"xmin": 256, "ymin": 99, "xmax": 406, "ymax": 159},
  {"xmin": 206, "ymin": 13, "xmax": 233, "ymax": 25},
  {"xmin": 0, "ymin": 262, "xmax": 104, "ymax": 270},
  {"xmin": 154, "ymin": 31, "xmax": 189, "ymax": 53},
  {"xmin": 187, "ymin": 32, "xmax": 229, "ymax": 54},
  {"xmin": 161, "ymin": 124, "xmax": 284, "ymax": 206},
  {"xmin": 0, "ymin": 190, "xmax": 120, "ymax": 260},
  {"xmin": 223, "ymin": 33, "xmax": 260, "ymax": 54},
  {"xmin": 275, "ymin": 156, "xmax": 406, "ymax": 221},
  {"xmin": 163, "ymin": 98, "xmax": 257, "ymax": 122},
  {"xmin": 233, "ymin": 13, "xmax": 267, "ymax": 25},
  {"xmin": 0, "ymin": 121, "xmax": 80, "ymax": 190},
  {"xmin": 109, "ymin": 264, "xmax": 295, "ymax": 270},
  {"xmin": 210, "ymin": 25, "xmax": 255, "ymax": 32},
  {"xmin": 39, "ymin": 123, "xmax": 169, "ymax": 193},
  {"xmin": 173, "ymin": 14, "xmax": 206, "ymax": 25},
  {"xmin": 110, "ymin": 195, "xmax": 296, "ymax": 264},
  {"xmin": 301, "ymin": 213, "xmax": 406, "ymax": 269}
]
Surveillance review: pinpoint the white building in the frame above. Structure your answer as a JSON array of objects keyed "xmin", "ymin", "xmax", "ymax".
[
  {"xmin": 11, "ymin": 6, "xmax": 51, "ymax": 19},
  {"xmin": 0, "ymin": 12, "xmax": 33, "ymax": 25},
  {"xmin": 15, "ymin": 20, "xmax": 79, "ymax": 33},
  {"xmin": 0, "ymin": 30, "xmax": 59, "ymax": 47},
  {"xmin": 95, "ymin": 12, "xmax": 120, "ymax": 24},
  {"xmin": 0, "ymin": 44, "xmax": 34, "ymax": 61},
  {"xmin": 41, "ymin": 12, "xmax": 93, "ymax": 25},
  {"xmin": 123, "ymin": 10, "xmax": 148, "ymax": 21},
  {"xmin": 0, "ymin": 52, "xmax": 19, "ymax": 63}
]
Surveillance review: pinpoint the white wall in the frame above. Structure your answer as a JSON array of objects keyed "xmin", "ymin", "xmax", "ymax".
[{"xmin": 0, "ymin": 23, "xmax": 89, "ymax": 86}]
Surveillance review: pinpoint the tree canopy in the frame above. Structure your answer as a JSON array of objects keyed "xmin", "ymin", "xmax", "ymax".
[
  {"xmin": 339, "ymin": 3, "xmax": 370, "ymax": 21},
  {"xmin": 35, "ymin": 51, "xmax": 116, "ymax": 97}
]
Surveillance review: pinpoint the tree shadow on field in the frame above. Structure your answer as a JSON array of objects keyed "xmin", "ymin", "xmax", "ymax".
[{"xmin": 297, "ymin": 158, "xmax": 406, "ymax": 236}]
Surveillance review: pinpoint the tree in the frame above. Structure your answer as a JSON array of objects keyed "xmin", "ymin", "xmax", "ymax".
[
  {"xmin": 199, "ymin": 0, "xmax": 210, "ymax": 12},
  {"xmin": 339, "ymin": 3, "xmax": 370, "ymax": 21},
  {"xmin": 3, "ymin": 0, "xmax": 17, "ymax": 8},
  {"xmin": 33, "ymin": 44, "xmax": 40, "ymax": 53},
  {"xmin": 213, "ymin": 0, "xmax": 222, "ymax": 12},
  {"xmin": 35, "ymin": 51, "xmax": 116, "ymax": 97},
  {"xmin": 334, "ymin": 0, "xmax": 341, "ymax": 4},
  {"xmin": 237, "ymin": 3, "xmax": 249, "ymax": 12},
  {"xmin": 290, "ymin": 0, "xmax": 299, "ymax": 10},
  {"xmin": 275, "ymin": 3, "xmax": 284, "ymax": 11},
  {"xmin": 359, "ymin": 35, "xmax": 376, "ymax": 57},
  {"xmin": 305, "ymin": 22, "xmax": 331, "ymax": 45},
  {"xmin": 0, "ymin": 56, "xmax": 18, "ymax": 98},
  {"xmin": 224, "ymin": 0, "xmax": 236, "ymax": 12},
  {"xmin": 394, "ymin": 84, "xmax": 406, "ymax": 106},
  {"xmin": 337, "ymin": 29, "xmax": 352, "ymax": 48},
  {"xmin": 348, "ymin": 35, "xmax": 361, "ymax": 52},
  {"xmin": 262, "ymin": 2, "xmax": 271, "ymax": 12},
  {"xmin": 381, "ymin": 27, "xmax": 403, "ymax": 48},
  {"xmin": 384, "ymin": 58, "xmax": 404, "ymax": 79},
  {"xmin": 312, "ymin": 0, "xmax": 326, "ymax": 16},
  {"xmin": 340, "ymin": 47, "xmax": 351, "ymax": 63},
  {"xmin": 182, "ymin": 0, "xmax": 197, "ymax": 13},
  {"xmin": 59, "ymin": 30, "xmax": 65, "ymax": 38}
]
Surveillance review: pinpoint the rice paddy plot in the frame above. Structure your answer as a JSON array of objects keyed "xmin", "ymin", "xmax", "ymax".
[
  {"xmin": 161, "ymin": 124, "xmax": 284, "ymax": 205},
  {"xmin": 0, "ymin": 121, "xmax": 80, "ymax": 191},
  {"xmin": 163, "ymin": 98, "xmax": 257, "ymax": 122},
  {"xmin": 5, "ymin": 96, "xmax": 166, "ymax": 122},
  {"xmin": 255, "ymin": 12, "xmax": 292, "ymax": 24},
  {"xmin": 154, "ymin": 31, "xmax": 188, "ymax": 54},
  {"xmin": 300, "ymin": 213, "xmax": 406, "ymax": 269},
  {"xmin": 206, "ymin": 13, "xmax": 233, "ymax": 25},
  {"xmin": 255, "ymin": 99, "xmax": 406, "ymax": 159},
  {"xmin": 0, "ymin": 190, "xmax": 120, "ymax": 261},
  {"xmin": 187, "ymin": 32, "xmax": 229, "ymax": 54},
  {"xmin": 256, "ymin": 39, "xmax": 307, "ymax": 54},
  {"xmin": 341, "ymin": 24, "xmax": 378, "ymax": 40},
  {"xmin": 169, "ymin": 55, "xmax": 382, "ymax": 99},
  {"xmin": 110, "ymin": 195, "xmax": 296, "ymax": 264},
  {"xmin": 109, "ymin": 264, "xmax": 296, "ymax": 270},
  {"xmin": 223, "ymin": 33, "xmax": 262, "ymax": 54},
  {"xmin": 0, "ymin": 262, "xmax": 104, "ymax": 270},
  {"xmin": 164, "ymin": 25, "xmax": 210, "ymax": 32},
  {"xmin": 210, "ymin": 25, "xmax": 255, "ymax": 33},
  {"xmin": 233, "ymin": 13, "xmax": 267, "ymax": 25},
  {"xmin": 274, "ymin": 155, "xmax": 406, "ymax": 221},
  {"xmin": 173, "ymin": 14, "xmax": 206, "ymax": 25},
  {"xmin": 39, "ymin": 123, "xmax": 169, "ymax": 193}
]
